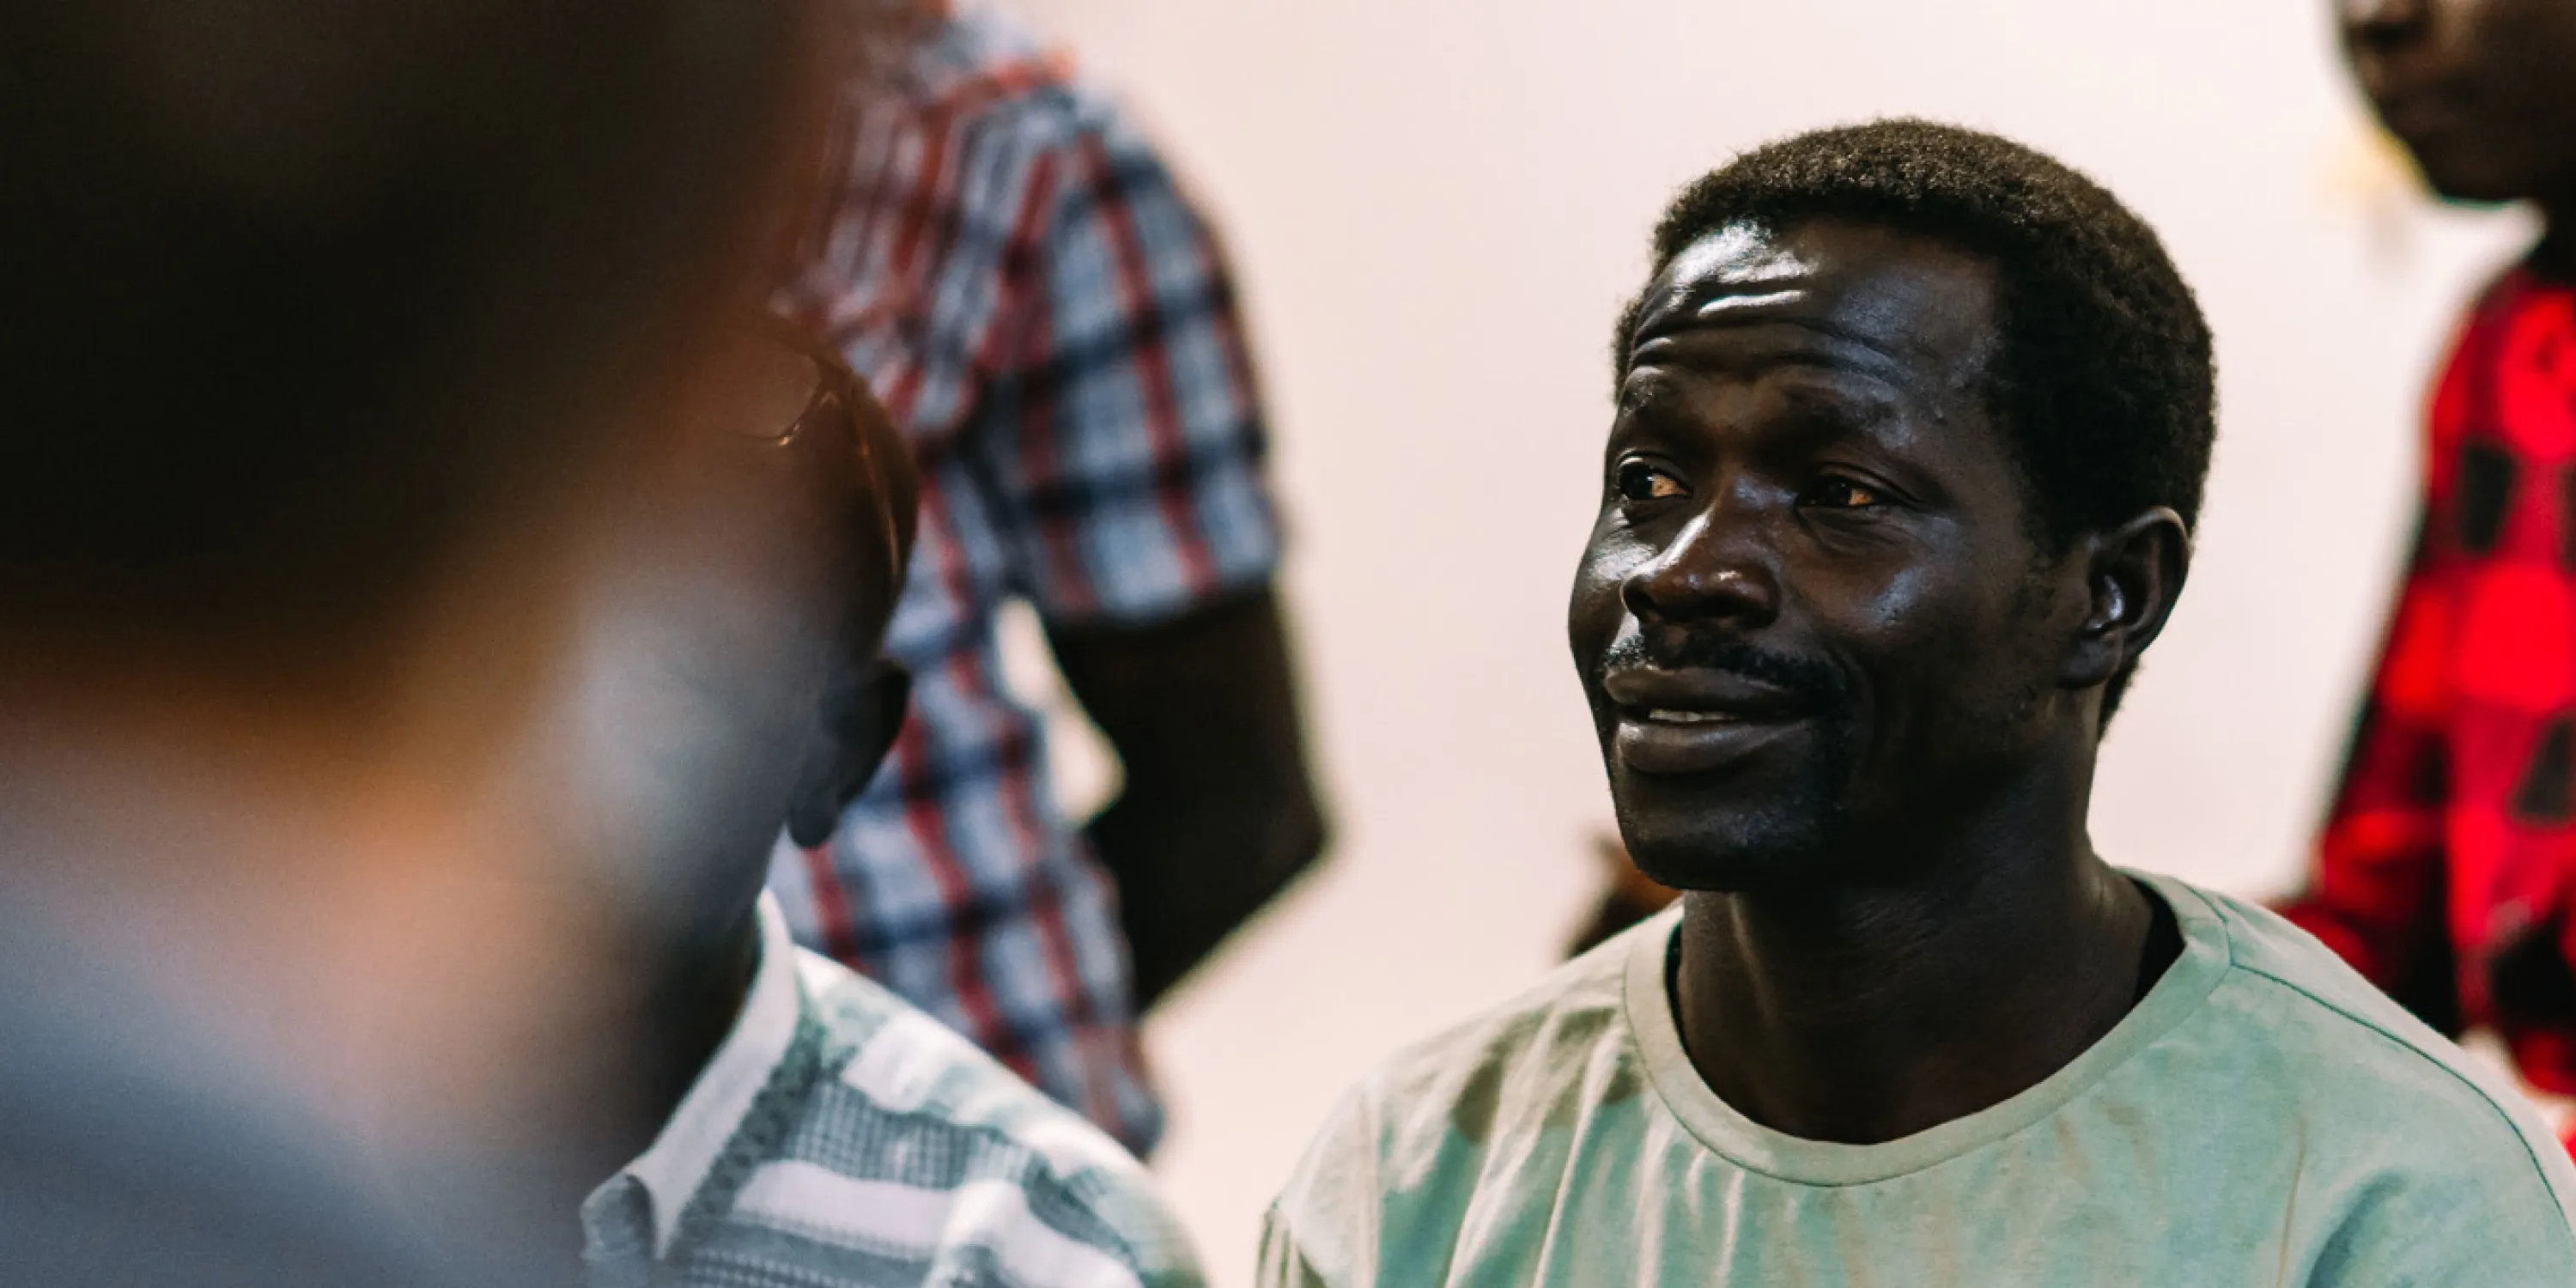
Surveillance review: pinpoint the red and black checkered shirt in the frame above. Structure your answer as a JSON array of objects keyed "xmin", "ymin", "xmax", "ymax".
[{"xmin": 2285, "ymin": 265, "xmax": 2576, "ymax": 1097}]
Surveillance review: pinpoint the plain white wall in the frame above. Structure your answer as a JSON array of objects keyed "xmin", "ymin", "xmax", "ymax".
[{"xmin": 987, "ymin": 2, "xmax": 2536, "ymax": 1281}]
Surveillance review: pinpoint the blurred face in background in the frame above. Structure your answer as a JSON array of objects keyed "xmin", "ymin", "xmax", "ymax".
[
  {"xmin": 569, "ymin": 331, "xmax": 916, "ymax": 967},
  {"xmin": 2341, "ymin": 0, "xmax": 2576, "ymax": 206}
]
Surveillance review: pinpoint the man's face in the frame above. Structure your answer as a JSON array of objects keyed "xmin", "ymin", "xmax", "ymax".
[
  {"xmin": 2341, "ymin": 0, "xmax": 2576, "ymax": 205},
  {"xmin": 1571, "ymin": 219, "xmax": 2085, "ymax": 895},
  {"xmin": 566, "ymin": 337, "xmax": 913, "ymax": 957}
]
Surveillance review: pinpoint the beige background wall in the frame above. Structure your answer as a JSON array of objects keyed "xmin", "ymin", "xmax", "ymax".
[{"xmin": 987, "ymin": 2, "xmax": 2533, "ymax": 1281}]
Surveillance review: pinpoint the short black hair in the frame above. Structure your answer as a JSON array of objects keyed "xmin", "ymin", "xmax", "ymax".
[{"xmin": 1613, "ymin": 118, "xmax": 2215, "ymax": 724}]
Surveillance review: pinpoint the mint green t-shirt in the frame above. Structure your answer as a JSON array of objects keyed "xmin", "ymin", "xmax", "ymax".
[{"xmin": 1261, "ymin": 872, "xmax": 2576, "ymax": 1286}]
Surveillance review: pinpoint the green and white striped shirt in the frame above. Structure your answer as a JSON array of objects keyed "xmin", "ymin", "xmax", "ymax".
[{"xmin": 580, "ymin": 896, "xmax": 1203, "ymax": 1288}]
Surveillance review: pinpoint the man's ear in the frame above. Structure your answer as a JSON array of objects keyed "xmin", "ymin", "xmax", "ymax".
[
  {"xmin": 786, "ymin": 660, "xmax": 912, "ymax": 848},
  {"xmin": 2059, "ymin": 507, "xmax": 2190, "ymax": 691}
]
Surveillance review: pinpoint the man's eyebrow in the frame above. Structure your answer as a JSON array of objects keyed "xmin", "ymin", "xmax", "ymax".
[
  {"xmin": 1616, "ymin": 355, "xmax": 1904, "ymax": 430},
  {"xmin": 1614, "ymin": 369, "xmax": 1680, "ymax": 416},
  {"xmin": 1776, "ymin": 379, "xmax": 1900, "ymax": 425}
]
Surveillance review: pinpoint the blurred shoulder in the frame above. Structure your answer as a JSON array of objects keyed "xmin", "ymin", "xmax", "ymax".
[{"xmin": 788, "ymin": 950, "xmax": 1204, "ymax": 1285}]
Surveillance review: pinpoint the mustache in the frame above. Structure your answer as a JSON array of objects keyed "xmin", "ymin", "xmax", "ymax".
[{"xmin": 1597, "ymin": 633, "xmax": 1847, "ymax": 708}]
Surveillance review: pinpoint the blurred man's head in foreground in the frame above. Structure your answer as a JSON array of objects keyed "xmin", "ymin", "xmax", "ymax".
[
  {"xmin": 3, "ymin": 0, "xmax": 847, "ymax": 697},
  {"xmin": 2340, "ymin": 0, "xmax": 2576, "ymax": 208},
  {"xmin": 0, "ymin": 0, "xmax": 905, "ymax": 1248}
]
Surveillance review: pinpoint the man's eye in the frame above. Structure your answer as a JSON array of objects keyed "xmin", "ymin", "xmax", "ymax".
[
  {"xmin": 1802, "ymin": 477, "xmax": 1886, "ymax": 509},
  {"xmin": 1615, "ymin": 460, "xmax": 1686, "ymax": 502}
]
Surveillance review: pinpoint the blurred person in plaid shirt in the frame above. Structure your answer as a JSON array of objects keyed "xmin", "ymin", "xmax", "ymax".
[
  {"xmin": 565, "ymin": 343, "xmax": 1208, "ymax": 1288},
  {"xmin": 2282, "ymin": 0, "xmax": 2576, "ymax": 1148},
  {"xmin": 772, "ymin": 2, "xmax": 1327, "ymax": 1155}
]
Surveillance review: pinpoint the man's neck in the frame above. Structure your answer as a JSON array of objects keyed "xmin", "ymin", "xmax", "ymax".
[
  {"xmin": 556, "ymin": 909, "xmax": 764, "ymax": 1208},
  {"xmin": 1668, "ymin": 763, "xmax": 2161, "ymax": 1146}
]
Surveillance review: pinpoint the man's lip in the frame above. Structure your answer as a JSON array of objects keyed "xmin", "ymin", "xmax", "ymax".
[
  {"xmin": 1613, "ymin": 708, "xmax": 1805, "ymax": 776},
  {"xmin": 1601, "ymin": 665, "xmax": 1807, "ymax": 720}
]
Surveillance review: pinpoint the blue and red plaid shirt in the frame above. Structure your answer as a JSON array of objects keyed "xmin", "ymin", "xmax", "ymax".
[{"xmin": 768, "ymin": 5, "xmax": 1281, "ymax": 1155}]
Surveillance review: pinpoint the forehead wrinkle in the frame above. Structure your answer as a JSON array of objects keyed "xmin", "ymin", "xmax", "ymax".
[
  {"xmin": 1631, "ymin": 273, "xmax": 1939, "ymax": 380},
  {"xmin": 1665, "ymin": 222, "xmax": 1807, "ymax": 287},
  {"xmin": 1695, "ymin": 289, "xmax": 1806, "ymax": 317},
  {"xmin": 1627, "ymin": 222, "xmax": 1814, "ymax": 348},
  {"xmin": 1630, "ymin": 222, "xmax": 1998, "ymax": 391},
  {"xmin": 1631, "ymin": 274, "xmax": 1819, "ymax": 347},
  {"xmin": 1629, "ymin": 315, "xmax": 1914, "ymax": 392}
]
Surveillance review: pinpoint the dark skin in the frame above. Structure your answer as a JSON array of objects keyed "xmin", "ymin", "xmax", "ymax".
[
  {"xmin": 1570, "ymin": 219, "xmax": 2190, "ymax": 1145},
  {"xmin": 2341, "ymin": 0, "xmax": 2576, "ymax": 1012},
  {"xmin": 585, "ymin": 369, "xmax": 1316, "ymax": 1226},
  {"xmin": 559, "ymin": 350, "xmax": 915, "ymax": 1224},
  {"xmin": 2342, "ymin": 0, "xmax": 2576, "ymax": 275},
  {"xmin": 1053, "ymin": 592, "xmax": 1326, "ymax": 1009},
  {"xmin": 585, "ymin": 536, "xmax": 1315, "ymax": 1207},
  {"xmin": 585, "ymin": 650, "xmax": 913, "ymax": 1199}
]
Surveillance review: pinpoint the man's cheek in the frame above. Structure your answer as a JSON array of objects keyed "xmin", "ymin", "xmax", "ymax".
[
  {"xmin": 1569, "ymin": 552, "xmax": 1637, "ymax": 641},
  {"xmin": 1574, "ymin": 534, "xmax": 1656, "ymax": 604}
]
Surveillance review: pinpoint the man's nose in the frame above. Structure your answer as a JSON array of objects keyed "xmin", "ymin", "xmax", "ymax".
[
  {"xmin": 1619, "ymin": 505, "xmax": 1781, "ymax": 628},
  {"xmin": 2339, "ymin": 0, "xmax": 2426, "ymax": 44}
]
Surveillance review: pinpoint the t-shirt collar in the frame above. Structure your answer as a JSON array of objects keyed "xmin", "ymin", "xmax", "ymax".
[
  {"xmin": 1623, "ymin": 868, "xmax": 2233, "ymax": 1186},
  {"xmin": 617, "ymin": 891, "xmax": 805, "ymax": 1257}
]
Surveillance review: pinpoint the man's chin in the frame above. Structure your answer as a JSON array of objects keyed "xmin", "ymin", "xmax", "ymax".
[
  {"xmin": 1615, "ymin": 814, "xmax": 1844, "ymax": 896},
  {"xmin": 2403, "ymin": 151, "xmax": 2534, "ymax": 209}
]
